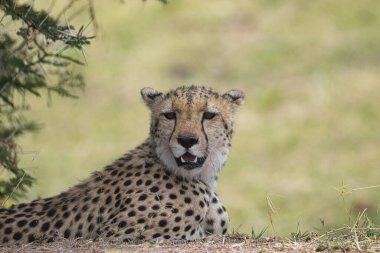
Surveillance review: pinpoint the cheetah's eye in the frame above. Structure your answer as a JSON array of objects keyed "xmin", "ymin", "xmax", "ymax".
[
  {"xmin": 163, "ymin": 112, "xmax": 176, "ymax": 120},
  {"xmin": 203, "ymin": 112, "xmax": 217, "ymax": 120}
]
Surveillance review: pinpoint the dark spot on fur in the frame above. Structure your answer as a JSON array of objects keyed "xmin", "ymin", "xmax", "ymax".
[
  {"xmin": 118, "ymin": 221, "xmax": 127, "ymax": 228},
  {"xmin": 158, "ymin": 219, "xmax": 168, "ymax": 227},
  {"xmin": 150, "ymin": 186, "xmax": 159, "ymax": 193},
  {"xmin": 13, "ymin": 232, "xmax": 22, "ymax": 241},
  {"xmin": 28, "ymin": 234, "xmax": 36, "ymax": 242},
  {"xmin": 29, "ymin": 220, "xmax": 39, "ymax": 228},
  {"xmin": 41, "ymin": 222, "xmax": 50, "ymax": 232},
  {"xmin": 5, "ymin": 218, "xmax": 15, "ymax": 224},
  {"xmin": 4, "ymin": 227, "xmax": 12, "ymax": 234},
  {"xmin": 17, "ymin": 220, "xmax": 27, "ymax": 228},
  {"xmin": 55, "ymin": 220, "xmax": 63, "ymax": 229},
  {"xmin": 64, "ymin": 229, "xmax": 71, "ymax": 238}
]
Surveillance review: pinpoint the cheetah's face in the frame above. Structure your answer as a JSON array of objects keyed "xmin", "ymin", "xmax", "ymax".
[{"xmin": 141, "ymin": 86, "xmax": 244, "ymax": 186}]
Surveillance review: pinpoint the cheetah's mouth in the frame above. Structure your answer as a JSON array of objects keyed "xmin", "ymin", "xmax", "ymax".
[{"xmin": 175, "ymin": 152, "xmax": 207, "ymax": 170}]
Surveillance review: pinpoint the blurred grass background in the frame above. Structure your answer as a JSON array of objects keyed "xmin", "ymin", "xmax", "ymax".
[{"xmin": 14, "ymin": 0, "xmax": 380, "ymax": 235}]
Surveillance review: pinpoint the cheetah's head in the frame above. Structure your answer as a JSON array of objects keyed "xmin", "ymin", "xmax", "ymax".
[{"xmin": 141, "ymin": 86, "xmax": 244, "ymax": 188}]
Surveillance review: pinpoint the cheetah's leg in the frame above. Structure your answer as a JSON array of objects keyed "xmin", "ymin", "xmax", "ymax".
[{"xmin": 202, "ymin": 193, "xmax": 229, "ymax": 236}]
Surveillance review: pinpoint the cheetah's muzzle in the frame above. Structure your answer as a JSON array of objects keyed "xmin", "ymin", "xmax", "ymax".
[{"xmin": 175, "ymin": 152, "xmax": 207, "ymax": 170}]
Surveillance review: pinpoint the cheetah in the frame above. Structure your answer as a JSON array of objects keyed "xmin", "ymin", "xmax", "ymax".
[{"xmin": 0, "ymin": 86, "xmax": 244, "ymax": 244}]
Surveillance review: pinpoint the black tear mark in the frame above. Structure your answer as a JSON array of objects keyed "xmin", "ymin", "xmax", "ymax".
[
  {"xmin": 223, "ymin": 122, "xmax": 228, "ymax": 131},
  {"xmin": 169, "ymin": 116, "xmax": 177, "ymax": 145},
  {"xmin": 201, "ymin": 117, "xmax": 209, "ymax": 144},
  {"xmin": 221, "ymin": 116, "xmax": 229, "ymax": 132}
]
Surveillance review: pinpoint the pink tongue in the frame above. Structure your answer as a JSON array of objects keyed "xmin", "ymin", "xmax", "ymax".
[{"xmin": 182, "ymin": 153, "xmax": 196, "ymax": 162}]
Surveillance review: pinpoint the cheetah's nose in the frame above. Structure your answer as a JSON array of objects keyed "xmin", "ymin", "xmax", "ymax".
[{"xmin": 177, "ymin": 133, "xmax": 198, "ymax": 149}]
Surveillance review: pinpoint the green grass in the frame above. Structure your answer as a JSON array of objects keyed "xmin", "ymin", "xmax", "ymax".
[{"xmin": 4, "ymin": 0, "xmax": 380, "ymax": 236}]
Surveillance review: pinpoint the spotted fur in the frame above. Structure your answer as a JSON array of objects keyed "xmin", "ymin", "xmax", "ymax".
[{"xmin": 0, "ymin": 86, "xmax": 244, "ymax": 244}]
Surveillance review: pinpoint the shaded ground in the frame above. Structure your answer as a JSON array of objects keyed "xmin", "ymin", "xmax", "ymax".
[
  {"xmin": 3, "ymin": 230, "xmax": 380, "ymax": 252},
  {"xmin": 0, "ymin": 237, "xmax": 320, "ymax": 253},
  {"xmin": 2, "ymin": 223, "xmax": 379, "ymax": 252}
]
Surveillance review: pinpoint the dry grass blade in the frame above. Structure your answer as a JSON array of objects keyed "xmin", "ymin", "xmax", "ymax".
[{"xmin": 0, "ymin": 236, "xmax": 321, "ymax": 253}]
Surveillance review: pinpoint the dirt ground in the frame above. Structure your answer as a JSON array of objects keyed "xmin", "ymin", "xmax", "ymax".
[{"xmin": 0, "ymin": 237, "xmax": 326, "ymax": 253}]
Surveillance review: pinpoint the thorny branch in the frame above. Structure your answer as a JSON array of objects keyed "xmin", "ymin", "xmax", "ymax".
[{"xmin": 0, "ymin": 0, "xmax": 96, "ymax": 202}]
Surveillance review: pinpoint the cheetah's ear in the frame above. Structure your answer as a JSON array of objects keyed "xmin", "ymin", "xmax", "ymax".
[
  {"xmin": 141, "ymin": 87, "xmax": 164, "ymax": 107},
  {"xmin": 222, "ymin": 89, "xmax": 245, "ymax": 106}
]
